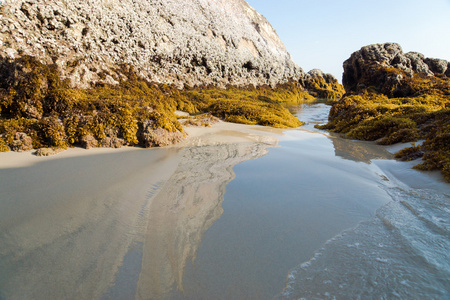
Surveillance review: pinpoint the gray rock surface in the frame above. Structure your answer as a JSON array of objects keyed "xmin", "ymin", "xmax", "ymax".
[
  {"xmin": 342, "ymin": 43, "xmax": 449, "ymax": 93},
  {"xmin": 0, "ymin": 0, "xmax": 305, "ymax": 88}
]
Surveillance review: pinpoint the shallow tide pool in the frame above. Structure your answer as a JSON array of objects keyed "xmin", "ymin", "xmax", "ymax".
[{"xmin": 0, "ymin": 102, "xmax": 449, "ymax": 299}]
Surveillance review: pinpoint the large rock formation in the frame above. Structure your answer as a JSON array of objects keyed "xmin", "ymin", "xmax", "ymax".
[
  {"xmin": 320, "ymin": 43, "xmax": 450, "ymax": 181},
  {"xmin": 0, "ymin": 0, "xmax": 305, "ymax": 88},
  {"xmin": 342, "ymin": 43, "xmax": 450, "ymax": 96}
]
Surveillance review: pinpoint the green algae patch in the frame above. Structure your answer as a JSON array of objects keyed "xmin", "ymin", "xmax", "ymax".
[
  {"xmin": 207, "ymin": 98, "xmax": 302, "ymax": 128},
  {"xmin": 0, "ymin": 56, "xmax": 307, "ymax": 151}
]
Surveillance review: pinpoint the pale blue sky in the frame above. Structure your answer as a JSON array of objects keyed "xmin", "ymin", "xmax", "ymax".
[{"xmin": 246, "ymin": 0, "xmax": 450, "ymax": 81}]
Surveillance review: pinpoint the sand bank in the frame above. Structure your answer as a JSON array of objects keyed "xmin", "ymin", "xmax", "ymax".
[{"xmin": 0, "ymin": 120, "xmax": 282, "ymax": 170}]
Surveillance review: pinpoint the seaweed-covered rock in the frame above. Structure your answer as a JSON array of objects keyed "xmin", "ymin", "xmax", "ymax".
[
  {"xmin": 182, "ymin": 114, "xmax": 220, "ymax": 127},
  {"xmin": 342, "ymin": 43, "xmax": 450, "ymax": 96},
  {"xmin": 320, "ymin": 43, "xmax": 450, "ymax": 181},
  {"xmin": 34, "ymin": 147, "xmax": 65, "ymax": 156},
  {"xmin": 80, "ymin": 134, "xmax": 98, "ymax": 149},
  {"xmin": 10, "ymin": 132, "xmax": 33, "ymax": 151},
  {"xmin": 99, "ymin": 127, "xmax": 126, "ymax": 148},
  {"xmin": 0, "ymin": 136, "xmax": 9, "ymax": 152},
  {"xmin": 302, "ymin": 69, "xmax": 345, "ymax": 99}
]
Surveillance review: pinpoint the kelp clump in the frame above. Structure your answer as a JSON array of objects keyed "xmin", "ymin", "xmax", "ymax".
[
  {"xmin": 318, "ymin": 44, "xmax": 450, "ymax": 181},
  {"xmin": 0, "ymin": 56, "xmax": 310, "ymax": 152}
]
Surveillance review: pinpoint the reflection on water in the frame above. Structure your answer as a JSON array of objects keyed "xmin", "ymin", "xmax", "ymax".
[
  {"xmin": 0, "ymin": 142, "xmax": 270, "ymax": 300},
  {"xmin": 278, "ymin": 102, "xmax": 450, "ymax": 299},
  {"xmin": 177, "ymin": 129, "xmax": 393, "ymax": 299},
  {"xmin": 1, "ymin": 101, "xmax": 448, "ymax": 299},
  {"xmin": 0, "ymin": 148, "xmax": 181, "ymax": 300},
  {"xmin": 286, "ymin": 100, "xmax": 330, "ymax": 132},
  {"xmin": 289, "ymin": 101, "xmax": 394, "ymax": 163},
  {"xmin": 331, "ymin": 136, "xmax": 394, "ymax": 163},
  {"xmin": 135, "ymin": 143, "xmax": 270, "ymax": 299}
]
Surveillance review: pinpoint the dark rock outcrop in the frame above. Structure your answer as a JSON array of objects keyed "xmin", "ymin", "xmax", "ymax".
[
  {"xmin": 0, "ymin": 0, "xmax": 305, "ymax": 88},
  {"xmin": 342, "ymin": 43, "xmax": 450, "ymax": 96}
]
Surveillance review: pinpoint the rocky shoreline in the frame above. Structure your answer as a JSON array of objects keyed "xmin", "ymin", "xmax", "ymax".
[
  {"xmin": 0, "ymin": 0, "xmax": 344, "ymax": 155},
  {"xmin": 0, "ymin": 55, "xmax": 320, "ymax": 153},
  {"xmin": 0, "ymin": 0, "xmax": 321, "ymax": 89},
  {"xmin": 318, "ymin": 43, "xmax": 450, "ymax": 181},
  {"xmin": 1, "ymin": 1, "xmax": 448, "ymax": 181}
]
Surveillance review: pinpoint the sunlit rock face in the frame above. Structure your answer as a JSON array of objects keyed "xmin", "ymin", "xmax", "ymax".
[{"xmin": 0, "ymin": 0, "xmax": 305, "ymax": 88}]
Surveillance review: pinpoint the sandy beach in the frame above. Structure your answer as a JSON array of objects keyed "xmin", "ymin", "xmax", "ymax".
[
  {"xmin": 0, "ymin": 120, "xmax": 283, "ymax": 300},
  {"xmin": 0, "ymin": 120, "xmax": 282, "ymax": 170}
]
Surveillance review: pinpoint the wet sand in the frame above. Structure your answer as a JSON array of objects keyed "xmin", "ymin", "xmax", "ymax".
[
  {"xmin": 0, "ymin": 121, "xmax": 282, "ymax": 300},
  {"xmin": 1, "ymin": 109, "xmax": 448, "ymax": 299}
]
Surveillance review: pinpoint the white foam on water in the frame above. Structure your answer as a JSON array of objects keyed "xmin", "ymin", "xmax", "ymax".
[{"xmin": 277, "ymin": 181, "xmax": 450, "ymax": 299}]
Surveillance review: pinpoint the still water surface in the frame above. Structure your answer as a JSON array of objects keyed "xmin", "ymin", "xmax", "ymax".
[{"xmin": 0, "ymin": 101, "xmax": 449, "ymax": 299}]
